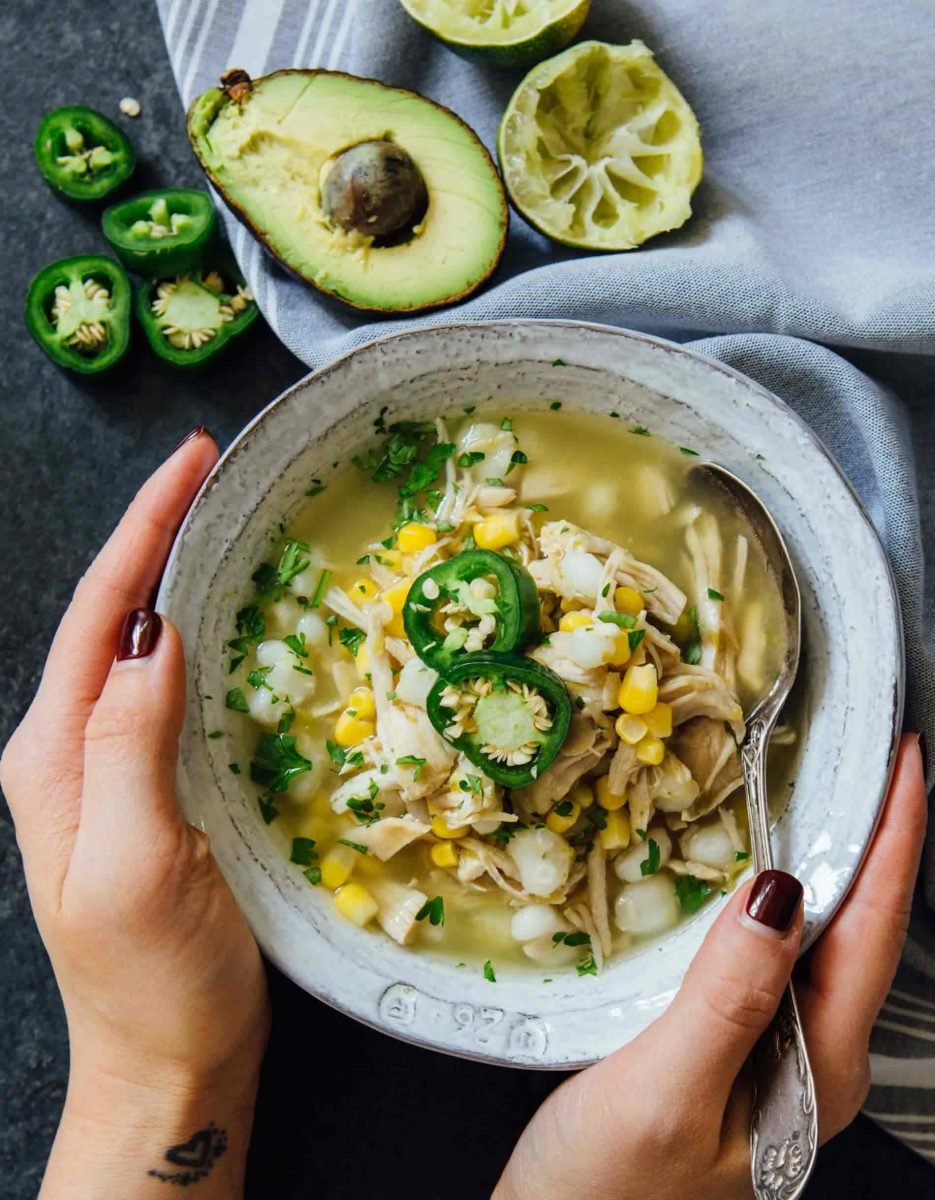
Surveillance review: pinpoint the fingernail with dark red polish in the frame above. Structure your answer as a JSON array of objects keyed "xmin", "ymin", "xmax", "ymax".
[
  {"xmin": 118, "ymin": 609, "xmax": 162, "ymax": 661},
  {"xmin": 745, "ymin": 870, "xmax": 803, "ymax": 934},
  {"xmin": 172, "ymin": 425, "xmax": 209, "ymax": 454}
]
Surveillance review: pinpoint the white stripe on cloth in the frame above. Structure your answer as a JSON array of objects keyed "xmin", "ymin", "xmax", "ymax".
[
  {"xmin": 889, "ymin": 986, "xmax": 935, "ymax": 1014},
  {"xmin": 865, "ymin": 1112, "xmax": 935, "ymax": 1125},
  {"xmin": 167, "ymin": 0, "xmax": 205, "ymax": 79},
  {"xmin": 226, "ymin": 0, "xmax": 288, "ymax": 77},
  {"xmin": 870, "ymin": 1054, "xmax": 935, "ymax": 1088},
  {"xmin": 308, "ymin": 0, "xmax": 343, "ymax": 67},
  {"xmin": 875, "ymin": 1020, "xmax": 935, "ymax": 1045},
  {"xmin": 181, "ymin": 0, "xmax": 223, "ymax": 103},
  {"xmin": 326, "ymin": 0, "xmax": 355, "ymax": 68},
  {"xmin": 294, "ymin": 0, "xmax": 324, "ymax": 66},
  {"xmin": 883, "ymin": 1000, "xmax": 935, "ymax": 1026}
]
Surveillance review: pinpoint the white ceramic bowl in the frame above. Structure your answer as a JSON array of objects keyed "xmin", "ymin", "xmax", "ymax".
[{"xmin": 158, "ymin": 321, "xmax": 903, "ymax": 1069}]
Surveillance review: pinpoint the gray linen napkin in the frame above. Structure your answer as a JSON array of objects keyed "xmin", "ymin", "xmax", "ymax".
[{"xmin": 155, "ymin": 0, "xmax": 935, "ymax": 1161}]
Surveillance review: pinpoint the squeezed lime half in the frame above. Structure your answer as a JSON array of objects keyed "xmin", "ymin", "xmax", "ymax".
[
  {"xmin": 397, "ymin": 0, "xmax": 590, "ymax": 68},
  {"xmin": 498, "ymin": 39, "xmax": 703, "ymax": 250}
]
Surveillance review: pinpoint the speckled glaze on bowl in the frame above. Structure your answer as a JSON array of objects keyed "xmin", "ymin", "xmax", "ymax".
[{"xmin": 157, "ymin": 321, "xmax": 903, "ymax": 1069}]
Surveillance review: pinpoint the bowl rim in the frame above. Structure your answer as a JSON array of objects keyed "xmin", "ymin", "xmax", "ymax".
[{"xmin": 158, "ymin": 318, "xmax": 905, "ymax": 1068}]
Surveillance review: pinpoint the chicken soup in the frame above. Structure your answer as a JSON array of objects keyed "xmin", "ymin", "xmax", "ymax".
[{"xmin": 221, "ymin": 408, "xmax": 794, "ymax": 978}]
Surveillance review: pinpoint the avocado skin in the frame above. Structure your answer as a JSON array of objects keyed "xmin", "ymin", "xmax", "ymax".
[{"xmin": 186, "ymin": 69, "xmax": 509, "ymax": 314}]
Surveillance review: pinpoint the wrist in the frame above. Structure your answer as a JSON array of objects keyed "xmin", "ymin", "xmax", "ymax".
[{"xmin": 41, "ymin": 1042, "xmax": 264, "ymax": 1200}]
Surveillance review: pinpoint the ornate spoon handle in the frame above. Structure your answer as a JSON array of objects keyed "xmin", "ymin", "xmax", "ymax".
[{"xmin": 742, "ymin": 719, "xmax": 818, "ymax": 1200}]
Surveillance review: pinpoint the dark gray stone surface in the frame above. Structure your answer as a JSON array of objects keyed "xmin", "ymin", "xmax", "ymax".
[{"xmin": 0, "ymin": 3, "xmax": 933, "ymax": 1198}]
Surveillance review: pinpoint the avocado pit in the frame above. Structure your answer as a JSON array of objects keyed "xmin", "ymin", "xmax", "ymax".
[{"xmin": 321, "ymin": 139, "xmax": 428, "ymax": 243}]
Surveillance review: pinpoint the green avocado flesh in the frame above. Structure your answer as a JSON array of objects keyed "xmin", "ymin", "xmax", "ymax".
[{"xmin": 188, "ymin": 71, "xmax": 508, "ymax": 312}]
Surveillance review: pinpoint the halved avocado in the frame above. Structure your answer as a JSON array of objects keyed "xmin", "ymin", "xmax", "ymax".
[{"xmin": 187, "ymin": 69, "xmax": 509, "ymax": 313}]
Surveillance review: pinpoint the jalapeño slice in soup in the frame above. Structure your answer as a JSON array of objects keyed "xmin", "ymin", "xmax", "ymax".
[
  {"xmin": 427, "ymin": 652, "xmax": 571, "ymax": 787},
  {"xmin": 404, "ymin": 549, "xmax": 540, "ymax": 672}
]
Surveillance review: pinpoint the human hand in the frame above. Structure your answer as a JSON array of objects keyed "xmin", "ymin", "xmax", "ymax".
[
  {"xmin": 495, "ymin": 734, "xmax": 926, "ymax": 1200},
  {"xmin": 1, "ymin": 429, "xmax": 269, "ymax": 1198}
]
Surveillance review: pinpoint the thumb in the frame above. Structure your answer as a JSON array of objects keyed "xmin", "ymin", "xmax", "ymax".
[
  {"xmin": 78, "ymin": 608, "xmax": 188, "ymax": 849},
  {"xmin": 645, "ymin": 870, "xmax": 804, "ymax": 1103}
]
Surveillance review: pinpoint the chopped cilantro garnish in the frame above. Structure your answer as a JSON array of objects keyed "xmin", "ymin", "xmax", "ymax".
[
  {"xmin": 339, "ymin": 627, "xmax": 366, "ymax": 657},
  {"xmin": 553, "ymin": 930, "xmax": 591, "ymax": 947},
  {"xmin": 225, "ymin": 687, "xmax": 249, "ymax": 714},
  {"xmin": 527, "ymin": 503, "xmax": 549, "ymax": 513},
  {"xmin": 483, "ymin": 960, "xmax": 496, "ymax": 982},
  {"xmin": 303, "ymin": 866, "xmax": 322, "ymax": 885},
  {"xmin": 640, "ymin": 838, "xmax": 662, "ymax": 876},
  {"xmin": 675, "ymin": 874, "xmax": 712, "ymax": 914},
  {"xmin": 707, "ymin": 587, "xmax": 725, "ymax": 601},
  {"xmin": 627, "ymin": 628, "xmax": 646, "ymax": 653},
  {"xmin": 500, "ymin": 417, "xmax": 513, "ymax": 431},
  {"xmin": 551, "ymin": 361, "xmax": 565, "ymax": 369},
  {"xmin": 249, "ymin": 733, "xmax": 312, "ymax": 794},
  {"xmin": 576, "ymin": 953, "xmax": 598, "ymax": 977},
  {"xmin": 397, "ymin": 755, "xmax": 426, "ymax": 780},
  {"xmin": 416, "ymin": 896, "xmax": 445, "ymax": 927},
  {"xmin": 290, "ymin": 837, "xmax": 318, "ymax": 866},
  {"xmin": 630, "ymin": 425, "xmax": 650, "ymax": 436},
  {"xmin": 683, "ymin": 606, "xmax": 703, "ymax": 665},
  {"xmin": 258, "ymin": 797, "xmax": 279, "ymax": 825},
  {"xmin": 356, "ymin": 554, "xmax": 371, "ymax": 565},
  {"xmin": 679, "ymin": 446, "xmax": 699, "ymax": 457},
  {"xmin": 228, "ymin": 762, "xmax": 241, "ymax": 775},
  {"xmin": 308, "ymin": 568, "xmax": 330, "ymax": 608},
  {"xmin": 554, "ymin": 800, "xmax": 574, "ymax": 817},
  {"xmin": 735, "ymin": 850, "xmax": 751, "ymax": 862},
  {"xmin": 277, "ymin": 709, "xmax": 295, "ymax": 734},
  {"xmin": 337, "ymin": 838, "xmax": 368, "ymax": 855},
  {"xmin": 598, "ymin": 611, "xmax": 636, "ymax": 629},
  {"xmin": 283, "ymin": 632, "xmax": 308, "ymax": 657},
  {"xmin": 459, "ymin": 774, "xmax": 483, "ymax": 796},
  {"xmin": 278, "ymin": 539, "xmax": 311, "ymax": 587},
  {"xmin": 457, "ymin": 450, "xmax": 485, "ymax": 468},
  {"xmin": 246, "ymin": 665, "xmax": 272, "ymax": 690},
  {"xmin": 507, "ymin": 450, "xmax": 528, "ymax": 474}
]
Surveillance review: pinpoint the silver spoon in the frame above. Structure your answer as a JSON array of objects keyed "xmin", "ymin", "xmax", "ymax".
[{"xmin": 695, "ymin": 463, "xmax": 818, "ymax": 1200}]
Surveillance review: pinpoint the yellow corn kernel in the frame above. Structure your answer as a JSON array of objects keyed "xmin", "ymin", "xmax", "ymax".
[
  {"xmin": 599, "ymin": 808, "xmax": 631, "ymax": 850},
  {"xmin": 643, "ymin": 702, "xmax": 673, "ymax": 738},
  {"xmin": 396, "ymin": 522, "xmax": 436, "ymax": 553},
  {"xmin": 604, "ymin": 630, "xmax": 632, "ymax": 666},
  {"xmin": 615, "ymin": 713, "xmax": 648, "ymax": 744},
  {"xmin": 350, "ymin": 577, "xmax": 379, "ymax": 601},
  {"xmin": 381, "ymin": 579, "xmax": 410, "ymax": 637},
  {"xmin": 559, "ymin": 611, "xmax": 593, "ymax": 633},
  {"xmin": 431, "ymin": 815, "xmax": 468, "ymax": 840},
  {"xmin": 320, "ymin": 845, "xmax": 358, "ymax": 889},
  {"xmin": 569, "ymin": 781, "xmax": 595, "ymax": 810},
  {"xmin": 636, "ymin": 735, "xmax": 666, "ymax": 766},
  {"xmin": 334, "ymin": 882, "xmax": 379, "ymax": 927},
  {"xmin": 614, "ymin": 585, "xmax": 644, "ymax": 615},
  {"xmin": 430, "ymin": 841, "xmax": 459, "ymax": 869},
  {"xmin": 347, "ymin": 686, "xmax": 376, "ymax": 721},
  {"xmin": 334, "ymin": 710, "xmax": 375, "ymax": 747},
  {"xmin": 595, "ymin": 775, "xmax": 627, "ymax": 811},
  {"xmin": 618, "ymin": 663, "xmax": 659, "ymax": 715},
  {"xmin": 546, "ymin": 799, "xmax": 580, "ymax": 834},
  {"xmin": 473, "ymin": 512, "xmax": 519, "ymax": 551}
]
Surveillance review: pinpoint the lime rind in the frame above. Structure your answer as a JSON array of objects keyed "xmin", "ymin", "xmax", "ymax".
[
  {"xmin": 397, "ymin": 0, "xmax": 590, "ymax": 68},
  {"xmin": 498, "ymin": 39, "xmax": 703, "ymax": 250}
]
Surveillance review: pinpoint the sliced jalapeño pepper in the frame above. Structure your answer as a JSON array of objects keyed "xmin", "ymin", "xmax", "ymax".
[
  {"xmin": 135, "ymin": 261, "xmax": 258, "ymax": 371},
  {"xmin": 404, "ymin": 549, "xmax": 540, "ymax": 673},
  {"xmin": 426, "ymin": 653, "xmax": 571, "ymax": 788},
  {"xmin": 102, "ymin": 189, "xmax": 220, "ymax": 278},
  {"xmin": 25, "ymin": 255, "xmax": 131, "ymax": 375},
  {"xmin": 34, "ymin": 106, "xmax": 135, "ymax": 203}
]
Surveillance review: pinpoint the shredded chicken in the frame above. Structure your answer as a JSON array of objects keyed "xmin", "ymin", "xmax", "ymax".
[
  {"xmin": 351, "ymin": 816, "xmax": 431, "ymax": 860},
  {"xmin": 671, "ymin": 717, "xmax": 743, "ymax": 821}
]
